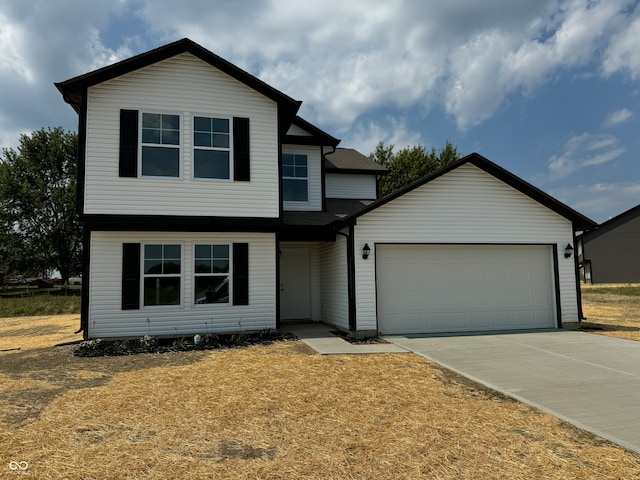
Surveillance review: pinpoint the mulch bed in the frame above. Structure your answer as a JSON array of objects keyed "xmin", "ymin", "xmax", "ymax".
[
  {"xmin": 330, "ymin": 330, "xmax": 389, "ymax": 344},
  {"xmin": 73, "ymin": 330, "xmax": 297, "ymax": 357}
]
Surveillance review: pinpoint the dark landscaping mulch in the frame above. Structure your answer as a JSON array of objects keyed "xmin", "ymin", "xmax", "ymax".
[
  {"xmin": 73, "ymin": 330, "xmax": 297, "ymax": 357},
  {"xmin": 330, "ymin": 330, "xmax": 389, "ymax": 344}
]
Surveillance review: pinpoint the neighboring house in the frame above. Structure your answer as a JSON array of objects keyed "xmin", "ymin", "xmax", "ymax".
[
  {"xmin": 56, "ymin": 38, "xmax": 596, "ymax": 339},
  {"xmin": 579, "ymin": 204, "xmax": 640, "ymax": 284}
]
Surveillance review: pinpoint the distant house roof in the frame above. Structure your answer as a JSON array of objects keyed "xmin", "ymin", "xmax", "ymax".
[
  {"xmin": 55, "ymin": 38, "xmax": 302, "ymax": 136},
  {"xmin": 324, "ymin": 148, "xmax": 388, "ymax": 175},
  {"xmin": 335, "ymin": 152, "xmax": 596, "ymax": 232},
  {"xmin": 580, "ymin": 203, "xmax": 640, "ymax": 243}
]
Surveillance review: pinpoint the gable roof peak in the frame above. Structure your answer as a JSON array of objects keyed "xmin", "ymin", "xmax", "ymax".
[
  {"xmin": 335, "ymin": 151, "xmax": 596, "ymax": 231},
  {"xmin": 55, "ymin": 38, "xmax": 302, "ymax": 131}
]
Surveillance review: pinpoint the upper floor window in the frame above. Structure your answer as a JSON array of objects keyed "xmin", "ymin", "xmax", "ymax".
[
  {"xmin": 282, "ymin": 153, "xmax": 308, "ymax": 202},
  {"xmin": 141, "ymin": 113, "xmax": 180, "ymax": 177},
  {"xmin": 193, "ymin": 116, "xmax": 231, "ymax": 180},
  {"xmin": 120, "ymin": 110, "xmax": 250, "ymax": 181}
]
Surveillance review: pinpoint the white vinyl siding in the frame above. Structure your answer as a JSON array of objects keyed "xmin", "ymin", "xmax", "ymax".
[
  {"xmin": 282, "ymin": 145, "xmax": 322, "ymax": 211},
  {"xmin": 88, "ymin": 231, "xmax": 276, "ymax": 339},
  {"xmin": 325, "ymin": 173, "xmax": 377, "ymax": 199},
  {"xmin": 286, "ymin": 124, "xmax": 312, "ymax": 136},
  {"xmin": 320, "ymin": 234, "xmax": 349, "ymax": 330},
  {"xmin": 353, "ymin": 164, "xmax": 578, "ymax": 331},
  {"xmin": 84, "ymin": 53, "xmax": 279, "ymax": 218}
]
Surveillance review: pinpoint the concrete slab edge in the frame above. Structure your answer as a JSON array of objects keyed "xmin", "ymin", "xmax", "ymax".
[{"xmin": 411, "ymin": 350, "xmax": 640, "ymax": 456}]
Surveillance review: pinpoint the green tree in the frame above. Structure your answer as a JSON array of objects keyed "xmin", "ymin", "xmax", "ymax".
[
  {"xmin": 0, "ymin": 127, "xmax": 81, "ymax": 282},
  {"xmin": 371, "ymin": 141, "xmax": 461, "ymax": 197}
]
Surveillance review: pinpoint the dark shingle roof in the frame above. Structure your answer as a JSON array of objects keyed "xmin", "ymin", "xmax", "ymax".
[
  {"xmin": 282, "ymin": 199, "xmax": 375, "ymax": 227},
  {"xmin": 324, "ymin": 148, "xmax": 388, "ymax": 175}
]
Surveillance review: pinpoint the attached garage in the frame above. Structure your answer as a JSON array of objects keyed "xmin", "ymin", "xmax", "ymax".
[
  {"xmin": 333, "ymin": 154, "xmax": 597, "ymax": 336},
  {"xmin": 376, "ymin": 244, "xmax": 558, "ymax": 334}
]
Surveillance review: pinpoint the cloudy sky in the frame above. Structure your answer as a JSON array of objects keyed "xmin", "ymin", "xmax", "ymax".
[{"xmin": 1, "ymin": 0, "xmax": 639, "ymax": 223}]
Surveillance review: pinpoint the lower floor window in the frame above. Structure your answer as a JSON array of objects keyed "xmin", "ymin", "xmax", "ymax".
[
  {"xmin": 194, "ymin": 244, "xmax": 230, "ymax": 304},
  {"xmin": 143, "ymin": 244, "xmax": 181, "ymax": 306}
]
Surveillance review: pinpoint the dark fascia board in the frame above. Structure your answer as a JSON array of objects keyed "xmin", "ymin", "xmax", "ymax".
[
  {"xmin": 334, "ymin": 152, "xmax": 597, "ymax": 232},
  {"xmin": 55, "ymin": 38, "xmax": 302, "ymax": 132},
  {"xmin": 580, "ymin": 203, "xmax": 640, "ymax": 242},
  {"xmin": 284, "ymin": 135, "xmax": 333, "ymax": 146},
  {"xmin": 284, "ymin": 116, "xmax": 341, "ymax": 147},
  {"xmin": 279, "ymin": 225, "xmax": 336, "ymax": 242},
  {"xmin": 83, "ymin": 214, "xmax": 281, "ymax": 232},
  {"xmin": 324, "ymin": 167, "xmax": 389, "ymax": 176}
]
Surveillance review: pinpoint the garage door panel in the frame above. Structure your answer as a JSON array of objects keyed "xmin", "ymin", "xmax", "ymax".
[{"xmin": 377, "ymin": 245, "xmax": 556, "ymax": 334}]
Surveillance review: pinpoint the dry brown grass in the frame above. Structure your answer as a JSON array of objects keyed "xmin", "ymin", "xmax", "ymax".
[
  {"xmin": 2, "ymin": 314, "xmax": 640, "ymax": 479},
  {"xmin": 581, "ymin": 286, "xmax": 640, "ymax": 341}
]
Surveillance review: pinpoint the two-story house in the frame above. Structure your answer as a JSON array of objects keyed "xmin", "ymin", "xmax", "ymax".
[{"xmin": 57, "ymin": 39, "xmax": 595, "ymax": 340}]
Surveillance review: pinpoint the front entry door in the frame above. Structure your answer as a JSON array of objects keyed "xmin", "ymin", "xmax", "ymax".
[{"xmin": 280, "ymin": 248, "xmax": 312, "ymax": 321}]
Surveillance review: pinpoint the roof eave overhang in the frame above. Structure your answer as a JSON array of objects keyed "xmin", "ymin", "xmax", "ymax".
[
  {"xmin": 285, "ymin": 116, "xmax": 341, "ymax": 147},
  {"xmin": 325, "ymin": 167, "xmax": 389, "ymax": 176},
  {"xmin": 284, "ymin": 135, "xmax": 338, "ymax": 147},
  {"xmin": 55, "ymin": 38, "xmax": 302, "ymax": 128}
]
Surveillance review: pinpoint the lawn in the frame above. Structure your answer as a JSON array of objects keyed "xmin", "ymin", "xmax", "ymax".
[
  {"xmin": 2, "ymin": 314, "xmax": 640, "ymax": 479},
  {"xmin": 0, "ymin": 286, "xmax": 81, "ymax": 317},
  {"xmin": 581, "ymin": 284, "xmax": 640, "ymax": 341}
]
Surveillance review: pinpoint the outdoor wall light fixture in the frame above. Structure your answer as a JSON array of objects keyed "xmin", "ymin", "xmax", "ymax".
[
  {"xmin": 362, "ymin": 243, "xmax": 371, "ymax": 260},
  {"xmin": 564, "ymin": 243, "xmax": 574, "ymax": 258}
]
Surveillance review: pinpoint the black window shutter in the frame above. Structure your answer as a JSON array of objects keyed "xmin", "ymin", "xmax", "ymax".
[
  {"xmin": 122, "ymin": 243, "xmax": 141, "ymax": 310},
  {"xmin": 233, "ymin": 117, "xmax": 250, "ymax": 181},
  {"xmin": 232, "ymin": 243, "xmax": 249, "ymax": 305},
  {"xmin": 119, "ymin": 109, "xmax": 139, "ymax": 177}
]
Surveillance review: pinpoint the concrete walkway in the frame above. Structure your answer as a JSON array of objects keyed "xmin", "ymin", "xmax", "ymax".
[
  {"xmin": 285, "ymin": 323, "xmax": 406, "ymax": 354},
  {"xmin": 388, "ymin": 331, "xmax": 640, "ymax": 455}
]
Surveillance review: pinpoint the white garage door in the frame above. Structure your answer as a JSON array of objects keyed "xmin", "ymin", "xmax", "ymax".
[{"xmin": 376, "ymin": 245, "xmax": 556, "ymax": 334}]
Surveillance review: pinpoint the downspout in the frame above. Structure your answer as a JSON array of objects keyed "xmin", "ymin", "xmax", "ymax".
[
  {"xmin": 77, "ymin": 226, "xmax": 90, "ymax": 337},
  {"xmin": 275, "ymin": 231, "xmax": 281, "ymax": 330},
  {"xmin": 573, "ymin": 229, "xmax": 586, "ymax": 322},
  {"xmin": 321, "ymin": 145, "xmax": 337, "ymax": 212},
  {"xmin": 337, "ymin": 225, "xmax": 356, "ymax": 331}
]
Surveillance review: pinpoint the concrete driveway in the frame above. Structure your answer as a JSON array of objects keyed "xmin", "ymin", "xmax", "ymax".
[{"xmin": 389, "ymin": 331, "xmax": 640, "ymax": 454}]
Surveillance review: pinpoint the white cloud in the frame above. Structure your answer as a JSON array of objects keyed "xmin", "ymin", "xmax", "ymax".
[
  {"xmin": 446, "ymin": 0, "xmax": 631, "ymax": 130},
  {"xmin": 0, "ymin": 0, "xmax": 135, "ymax": 148},
  {"xmin": 603, "ymin": 108, "xmax": 634, "ymax": 127},
  {"xmin": 0, "ymin": 15, "xmax": 33, "ymax": 83},
  {"xmin": 340, "ymin": 117, "xmax": 423, "ymax": 156},
  {"xmin": 1, "ymin": 0, "xmax": 640, "ymax": 151},
  {"xmin": 603, "ymin": 2, "xmax": 640, "ymax": 79},
  {"xmin": 547, "ymin": 133, "xmax": 625, "ymax": 179},
  {"xmin": 549, "ymin": 181, "xmax": 640, "ymax": 223}
]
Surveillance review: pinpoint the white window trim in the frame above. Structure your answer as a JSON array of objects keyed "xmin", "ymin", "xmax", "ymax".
[
  {"xmin": 192, "ymin": 114, "xmax": 234, "ymax": 182},
  {"xmin": 139, "ymin": 111, "xmax": 183, "ymax": 180},
  {"xmin": 193, "ymin": 243, "xmax": 232, "ymax": 306},
  {"xmin": 282, "ymin": 153, "xmax": 310, "ymax": 205},
  {"xmin": 141, "ymin": 242, "xmax": 184, "ymax": 309}
]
